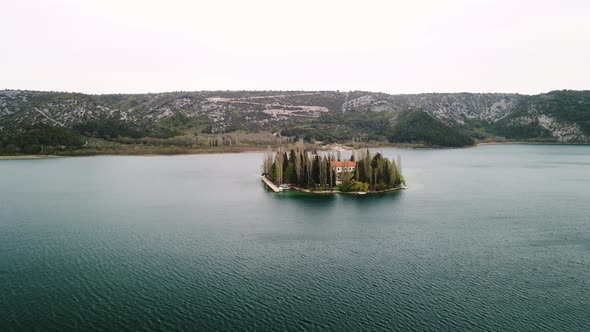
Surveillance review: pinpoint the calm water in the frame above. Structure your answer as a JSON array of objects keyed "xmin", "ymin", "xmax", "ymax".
[{"xmin": 1, "ymin": 145, "xmax": 589, "ymax": 331}]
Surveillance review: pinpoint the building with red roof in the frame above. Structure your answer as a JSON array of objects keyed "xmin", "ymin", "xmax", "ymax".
[{"xmin": 331, "ymin": 160, "xmax": 356, "ymax": 184}]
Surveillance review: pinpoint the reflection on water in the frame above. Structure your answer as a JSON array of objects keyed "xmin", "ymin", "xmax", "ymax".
[{"xmin": 267, "ymin": 186, "xmax": 405, "ymax": 211}]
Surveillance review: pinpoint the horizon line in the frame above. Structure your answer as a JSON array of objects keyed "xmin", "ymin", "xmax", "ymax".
[{"xmin": 3, "ymin": 88, "xmax": 588, "ymax": 97}]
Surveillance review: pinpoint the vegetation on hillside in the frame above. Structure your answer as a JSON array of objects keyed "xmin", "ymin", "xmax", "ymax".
[
  {"xmin": 1, "ymin": 89, "xmax": 589, "ymax": 156},
  {"xmin": 0, "ymin": 124, "xmax": 85, "ymax": 154},
  {"xmin": 74, "ymin": 120, "xmax": 179, "ymax": 140},
  {"xmin": 388, "ymin": 111, "xmax": 475, "ymax": 147},
  {"xmin": 534, "ymin": 90, "xmax": 590, "ymax": 135},
  {"xmin": 282, "ymin": 110, "xmax": 474, "ymax": 147},
  {"xmin": 491, "ymin": 90, "xmax": 590, "ymax": 140},
  {"xmin": 281, "ymin": 112, "xmax": 391, "ymax": 142}
]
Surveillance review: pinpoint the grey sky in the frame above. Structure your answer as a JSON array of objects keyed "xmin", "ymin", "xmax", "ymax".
[{"xmin": 1, "ymin": 0, "xmax": 589, "ymax": 94}]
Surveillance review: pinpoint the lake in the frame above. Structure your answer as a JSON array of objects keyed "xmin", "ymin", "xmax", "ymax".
[{"xmin": 1, "ymin": 145, "xmax": 589, "ymax": 331}]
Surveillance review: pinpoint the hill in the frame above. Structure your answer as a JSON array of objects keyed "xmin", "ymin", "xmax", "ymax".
[{"xmin": 0, "ymin": 89, "xmax": 588, "ymax": 155}]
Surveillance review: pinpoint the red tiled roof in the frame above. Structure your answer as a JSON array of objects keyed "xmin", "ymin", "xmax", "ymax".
[{"xmin": 331, "ymin": 161, "xmax": 356, "ymax": 167}]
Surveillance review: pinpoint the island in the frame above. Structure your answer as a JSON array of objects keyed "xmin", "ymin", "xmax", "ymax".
[{"xmin": 261, "ymin": 142, "xmax": 406, "ymax": 194}]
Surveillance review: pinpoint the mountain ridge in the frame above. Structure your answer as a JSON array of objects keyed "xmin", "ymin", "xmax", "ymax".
[{"xmin": 1, "ymin": 89, "xmax": 589, "ymax": 154}]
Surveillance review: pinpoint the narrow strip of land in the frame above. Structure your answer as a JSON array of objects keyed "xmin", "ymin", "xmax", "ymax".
[
  {"xmin": 0, "ymin": 155, "xmax": 61, "ymax": 160},
  {"xmin": 260, "ymin": 176, "xmax": 280, "ymax": 192}
]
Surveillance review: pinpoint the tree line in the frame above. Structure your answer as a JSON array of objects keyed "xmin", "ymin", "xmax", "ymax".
[{"xmin": 0, "ymin": 124, "xmax": 85, "ymax": 154}]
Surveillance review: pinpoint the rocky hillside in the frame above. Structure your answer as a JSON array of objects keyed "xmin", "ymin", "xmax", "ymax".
[
  {"xmin": 490, "ymin": 91, "xmax": 590, "ymax": 142},
  {"xmin": 1, "ymin": 89, "xmax": 589, "ymax": 146},
  {"xmin": 342, "ymin": 91, "xmax": 521, "ymax": 123}
]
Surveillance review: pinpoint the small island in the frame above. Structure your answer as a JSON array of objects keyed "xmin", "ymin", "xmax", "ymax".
[{"xmin": 261, "ymin": 142, "xmax": 406, "ymax": 194}]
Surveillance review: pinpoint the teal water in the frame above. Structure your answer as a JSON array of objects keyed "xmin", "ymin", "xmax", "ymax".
[{"xmin": 1, "ymin": 145, "xmax": 589, "ymax": 331}]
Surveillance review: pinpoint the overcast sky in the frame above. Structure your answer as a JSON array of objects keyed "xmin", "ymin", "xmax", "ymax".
[{"xmin": 1, "ymin": 0, "xmax": 589, "ymax": 95}]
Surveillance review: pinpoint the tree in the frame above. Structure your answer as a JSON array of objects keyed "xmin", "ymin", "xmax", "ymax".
[
  {"xmin": 356, "ymin": 160, "xmax": 367, "ymax": 183},
  {"xmin": 284, "ymin": 163, "xmax": 296, "ymax": 184},
  {"xmin": 282, "ymin": 152, "xmax": 289, "ymax": 173},
  {"xmin": 312, "ymin": 155, "xmax": 321, "ymax": 186},
  {"xmin": 275, "ymin": 149, "xmax": 284, "ymax": 184},
  {"xmin": 382, "ymin": 159, "xmax": 391, "ymax": 185}
]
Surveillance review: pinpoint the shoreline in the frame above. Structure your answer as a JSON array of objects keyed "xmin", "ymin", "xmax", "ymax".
[
  {"xmin": 290, "ymin": 186, "xmax": 406, "ymax": 195},
  {"xmin": 1, "ymin": 141, "xmax": 588, "ymax": 160},
  {"xmin": 474, "ymin": 141, "xmax": 590, "ymax": 146},
  {"xmin": 261, "ymin": 176, "xmax": 406, "ymax": 195},
  {"xmin": 0, "ymin": 147, "xmax": 270, "ymax": 160},
  {"xmin": 0, "ymin": 155, "xmax": 63, "ymax": 160}
]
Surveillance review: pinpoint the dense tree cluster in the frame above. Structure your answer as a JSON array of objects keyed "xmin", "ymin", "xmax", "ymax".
[
  {"xmin": 350, "ymin": 150, "xmax": 405, "ymax": 191},
  {"xmin": 0, "ymin": 124, "xmax": 84, "ymax": 154},
  {"xmin": 263, "ymin": 142, "xmax": 405, "ymax": 192},
  {"xmin": 388, "ymin": 110, "xmax": 474, "ymax": 147}
]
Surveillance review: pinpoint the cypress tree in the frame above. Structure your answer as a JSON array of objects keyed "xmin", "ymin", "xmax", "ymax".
[
  {"xmin": 357, "ymin": 160, "xmax": 367, "ymax": 183},
  {"xmin": 289, "ymin": 149, "xmax": 296, "ymax": 164},
  {"xmin": 283, "ymin": 152, "xmax": 289, "ymax": 173},
  {"xmin": 382, "ymin": 159, "xmax": 391, "ymax": 185},
  {"xmin": 312, "ymin": 155, "xmax": 321, "ymax": 185},
  {"xmin": 326, "ymin": 160, "xmax": 332, "ymax": 189}
]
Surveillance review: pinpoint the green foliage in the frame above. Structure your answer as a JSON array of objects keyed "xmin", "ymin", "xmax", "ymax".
[
  {"xmin": 536, "ymin": 90, "xmax": 590, "ymax": 135},
  {"xmin": 74, "ymin": 120, "xmax": 144, "ymax": 139},
  {"xmin": 284, "ymin": 163, "xmax": 296, "ymax": 184},
  {"xmin": 490, "ymin": 119, "xmax": 553, "ymax": 140},
  {"xmin": 0, "ymin": 124, "xmax": 84, "ymax": 154},
  {"xmin": 388, "ymin": 111, "xmax": 474, "ymax": 147},
  {"xmin": 74, "ymin": 120, "xmax": 179, "ymax": 140},
  {"xmin": 352, "ymin": 181, "xmax": 370, "ymax": 192},
  {"xmin": 282, "ymin": 110, "xmax": 473, "ymax": 147},
  {"xmin": 157, "ymin": 114, "xmax": 213, "ymax": 133},
  {"xmin": 226, "ymin": 110, "xmax": 256, "ymax": 132}
]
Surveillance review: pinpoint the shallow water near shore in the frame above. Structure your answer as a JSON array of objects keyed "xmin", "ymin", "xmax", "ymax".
[{"xmin": 1, "ymin": 144, "xmax": 589, "ymax": 331}]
